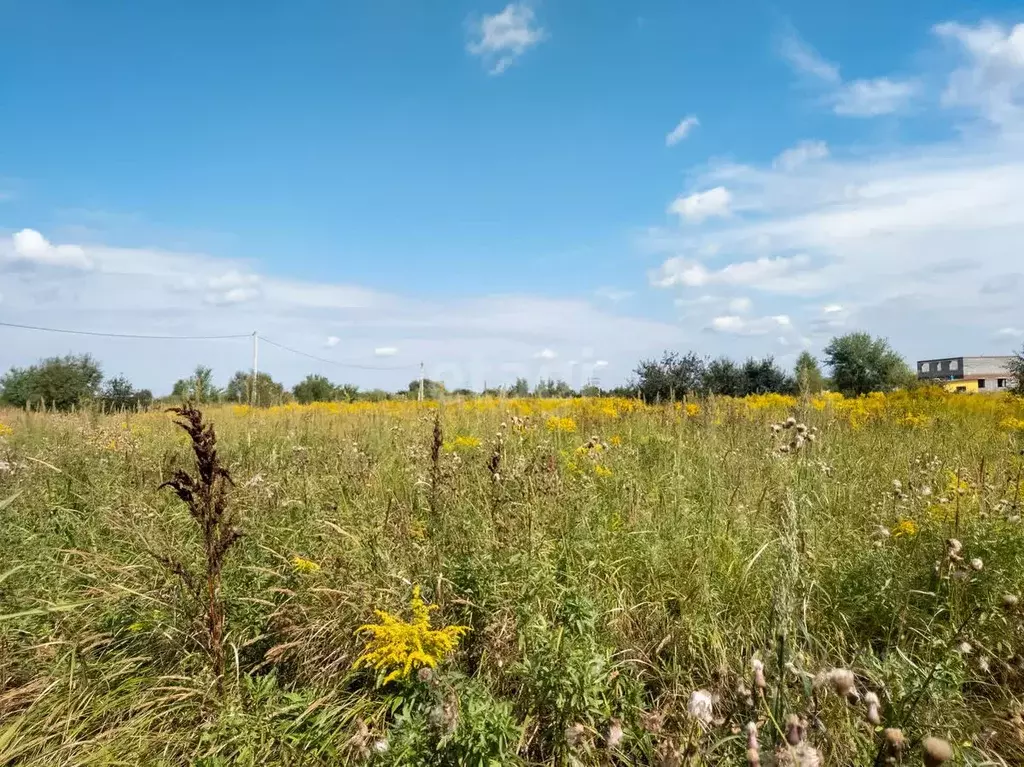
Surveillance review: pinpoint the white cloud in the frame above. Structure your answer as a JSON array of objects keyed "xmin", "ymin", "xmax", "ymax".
[
  {"xmin": 651, "ymin": 254, "xmax": 809, "ymax": 289},
  {"xmin": 6, "ymin": 229, "xmax": 92, "ymax": 270},
  {"xmin": 774, "ymin": 140, "xmax": 829, "ymax": 171},
  {"xmin": 594, "ymin": 286, "xmax": 633, "ymax": 302},
  {"xmin": 374, "ymin": 346, "xmax": 398, "ymax": 356},
  {"xmin": 204, "ymin": 270, "xmax": 261, "ymax": 306},
  {"xmin": 325, "ymin": 336, "xmax": 341, "ymax": 347},
  {"xmin": 832, "ymin": 77, "xmax": 918, "ymax": 116},
  {"xmin": 728, "ymin": 297, "xmax": 752, "ymax": 313},
  {"xmin": 594, "ymin": 360, "xmax": 609, "ymax": 368},
  {"xmin": 666, "ymin": 115, "xmax": 699, "ymax": 146},
  {"xmin": 934, "ymin": 21, "xmax": 1024, "ymax": 125},
  {"xmin": 467, "ymin": 3, "xmax": 545, "ymax": 75},
  {"xmin": 534, "ymin": 348, "xmax": 557, "ymax": 360},
  {"xmin": 779, "ymin": 30, "xmax": 841, "ymax": 84},
  {"xmin": 822, "ymin": 304, "xmax": 844, "ymax": 314},
  {"xmin": 0, "ymin": 232, "xmax": 686, "ymax": 393},
  {"xmin": 995, "ymin": 327, "xmax": 1023, "ymax": 338},
  {"xmin": 668, "ymin": 186, "xmax": 732, "ymax": 222},
  {"xmin": 709, "ymin": 314, "xmax": 792, "ymax": 336}
]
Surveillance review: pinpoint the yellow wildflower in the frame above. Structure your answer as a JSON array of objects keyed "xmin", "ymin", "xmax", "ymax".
[
  {"xmin": 0, "ymin": 423, "xmax": 13, "ymax": 437},
  {"xmin": 892, "ymin": 519, "xmax": 919, "ymax": 538},
  {"xmin": 546, "ymin": 416, "xmax": 577, "ymax": 434},
  {"xmin": 999, "ymin": 417, "xmax": 1024, "ymax": 431},
  {"xmin": 444, "ymin": 435, "xmax": 482, "ymax": 451},
  {"xmin": 292, "ymin": 556, "xmax": 321, "ymax": 574},
  {"xmin": 594, "ymin": 464, "xmax": 613, "ymax": 478},
  {"xmin": 685, "ymin": 403, "xmax": 701, "ymax": 417},
  {"xmin": 898, "ymin": 413, "xmax": 930, "ymax": 428},
  {"xmin": 354, "ymin": 586, "xmax": 469, "ymax": 685},
  {"xmin": 609, "ymin": 435, "xmax": 622, "ymax": 446}
]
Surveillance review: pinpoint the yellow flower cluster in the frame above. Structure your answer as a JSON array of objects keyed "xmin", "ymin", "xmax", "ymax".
[
  {"xmin": 892, "ymin": 519, "xmax": 919, "ymax": 537},
  {"xmin": 292, "ymin": 556, "xmax": 321, "ymax": 574},
  {"xmin": 444, "ymin": 435, "xmax": 482, "ymax": 451},
  {"xmin": 898, "ymin": 412, "xmax": 930, "ymax": 428},
  {"xmin": 546, "ymin": 416, "xmax": 577, "ymax": 434},
  {"xmin": 1000, "ymin": 417, "xmax": 1024, "ymax": 431},
  {"xmin": 354, "ymin": 586, "xmax": 469, "ymax": 685},
  {"xmin": 594, "ymin": 464, "xmax": 613, "ymax": 478},
  {"xmin": 0, "ymin": 423, "xmax": 14, "ymax": 437}
]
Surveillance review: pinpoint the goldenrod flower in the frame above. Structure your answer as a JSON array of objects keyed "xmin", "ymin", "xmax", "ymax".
[
  {"xmin": 354, "ymin": 586, "xmax": 468, "ymax": 685},
  {"xmin": 292, "ymin": 556, "xmax": 321, "ymax": 574},
  {"xmin": 546, "ymin": 416, "xmax": 577, "ymax": 433},
  {"xmin": 892, "ymin": 519, "xmax": 919, "ymax": 537}
]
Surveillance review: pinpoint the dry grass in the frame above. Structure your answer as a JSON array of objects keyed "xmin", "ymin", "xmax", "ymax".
[{"xmin": 1, "ymin": 391, "xmax": 1023, "ymax": 765}]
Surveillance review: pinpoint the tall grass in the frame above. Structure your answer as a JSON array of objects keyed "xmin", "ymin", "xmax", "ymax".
[{"xmin": 1, "ymin": 392, "xmax": 1022, "ymax": 765}]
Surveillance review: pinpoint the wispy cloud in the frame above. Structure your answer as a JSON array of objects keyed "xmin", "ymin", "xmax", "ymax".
[
  {"xmin": 780, "ymin": 27, "xmax": 916, "ymax": 117},
  {"xmin": 467, "ymin": 3, "xmax": 545, "ymax": 75},
  {"xmin": 534, "ymin": 348, "xmax": 558, "ymax": 360},
  {"xmin": 773, "ymin": 140, "xmax": 829, "ymax": 171},
  {"xmin": 666, "ymin": 115, "xmax": 699, "ymax": 146},
  {"xmin": 668, "ymin": 186, "xmax": 732, "ymax": 223},
  {"xmin": 779, "ymin": 29, "xmax": 840, "ymax": 84},
  {"xmin": 708, "ymin": 314, "xmax": 791, "ymax": 336},
  {"xmin": 374, "ymin": 346, "xmax": 398, "ymax": 357},
  {"xmin": 832, "ymin": 77, "xmax": 919, "ymax": 117}
]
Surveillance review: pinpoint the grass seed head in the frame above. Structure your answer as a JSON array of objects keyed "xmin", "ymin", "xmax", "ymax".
[{"xmin": 922, "ymin": 736, "xmax": 952, "ymax": 766}]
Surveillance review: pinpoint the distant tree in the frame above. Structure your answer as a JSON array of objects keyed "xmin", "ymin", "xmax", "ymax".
[
  {"xmin": 450, "ymin": 388, "xmax": 476, "ymax": 398},
  {"xmin": 336, "ymin": 383, "xmax": 360, "ymax": 403},
  {"xmin": 407, "ymin": 379, "xmax": 445, "ymax": 400},
  {"xmin": 534, "ymin": 378, "xmax": 575, "ymax": 398},
  {"xmin": 741, "ymin": 356, "xmax": 794, "ymax": 395},
  {"xmin": 705, "ymin": 357, "xmax": 745, "ymax": 397},
  {"xmin": 1009, "ymin": 344, "xmax": 1024, "ymax": 395},
  {"xmin": 634, "ymin": 351, "xmax": 706, "ymax": 402},
  {"xmin": 293, "ymin": 374, "xmax": 336, "ymax": 404},
  {"xmin": 225, "ymin": 371, "xmax": 286, "ymax": 406},
  {"xmin": 0, "ymin": 354, "xmax": 103, "ymax": 411},
  {"xmin": 508, "ymin": 378, "xmax": 530, "ymax": 398},
  {"xmin": 100, "ymin": 374, "xmax": 153, "ymax": 410},
  {"xmin": 580, "ymin": 383, "xmax": 602, "ymax": 397},
  {"xmin": 794, "ymin": 351, "xmax": 825, "ymax": 394},
  {"xmin": 823, "ymin": 332, "xmax": 912, "ymax": 396},
  {"xmin": 359, "ymin": 388, "xmax": 391, "ymax": 402},
  {"xmin": 171, "ymin": 365, "xmax": 221, "ymax": 403}
]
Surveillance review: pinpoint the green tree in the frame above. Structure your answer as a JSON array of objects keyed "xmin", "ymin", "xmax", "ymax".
[
  {"xmin": 225, "ymin": 371, "xmax": 286, "ymax": 405},
  {"xmin": 1009, "ymin": 344, "xmax": 1024, "ymax": 395},
  {"xmin": 705, "ymin": 357, "xmax": 745, "ymax": 396},
  {"xmin": 794, "ymin": 351, "xmax": 825, "ymax": 394},
  {"xmin": 508, "ymin": 377, "xmax": 530, "ymax": 397},
  {"xmin": 101, "ymin": 375, "xmax": 153, "ymax": 410},
  {"xmin": 408, "ymin": 379, "xmax": 445, "ymax": 400},
  {"xmin": 634, "ymin": 351, "xmax": 706, "ymax": 402},
  {"xmin": 171, "ymin": 365, "xmax": 221, "ymax": 403},
  {"xmin": 823, "ymin": 332, "xmax": 912, "ymax": 396},
  {"xmin": 741, "ymin": 356, "xmax": 794, "ymax": 395},
  {"xmin": 0, "ymin": 354, "xmax": 103, "ymax": 411},
  {"xmin": 534, "ymin": 378, "xmax": 575, "ymax": 398},
  {"xmin": 293, "ymin": 374, "xmax": 337, "ymax": 404}
]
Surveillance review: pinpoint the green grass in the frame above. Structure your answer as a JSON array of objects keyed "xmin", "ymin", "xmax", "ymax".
[{"xmin": 1, "ymin": 395, "xmax": 1022, "ymax": 765}]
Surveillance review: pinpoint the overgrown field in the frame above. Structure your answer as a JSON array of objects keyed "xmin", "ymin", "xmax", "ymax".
[{"xmin": 1, "ymin": 392, "xmax": 1023, "ymax": 765}]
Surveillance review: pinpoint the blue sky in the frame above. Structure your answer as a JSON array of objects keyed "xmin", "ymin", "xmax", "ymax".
[{"xmin": 1, "ymin": 1, "xmax": 1023, "ymax": 392}]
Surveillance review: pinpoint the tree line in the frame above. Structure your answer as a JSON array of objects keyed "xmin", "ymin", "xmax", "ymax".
[{"xmin": 2, "ymin": 333, "xmax": 1021, "ymax": 412}]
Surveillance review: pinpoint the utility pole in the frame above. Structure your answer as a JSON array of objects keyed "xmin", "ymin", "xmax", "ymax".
[
  {"xmin": 418, "ymin": 362, "xmax": 425, "ymax": 402},
  {"xmin": 250, "ymin": 331, "xmax": 259, "ymax": 407}
]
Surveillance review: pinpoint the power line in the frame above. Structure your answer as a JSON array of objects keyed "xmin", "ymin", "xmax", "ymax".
[
  {"xmin": 0, "ymin": 320, "xmax": 251, "ymax": 341},
  {"xmin": 258, "ymin": 335, "xmax": 420, "ymax": 371}
]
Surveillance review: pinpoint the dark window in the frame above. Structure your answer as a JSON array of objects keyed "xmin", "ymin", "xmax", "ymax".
[
  {"xmin": 998, "ymin": 378, "xmax": 1007, "ymax": 388},
  {"xmin": 955, "ymin": 385, "xmax": 967, "ymax": 392},
  {"xmin": 978, "ymin": 378, "xmax": 986, "ymax": 389}
]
